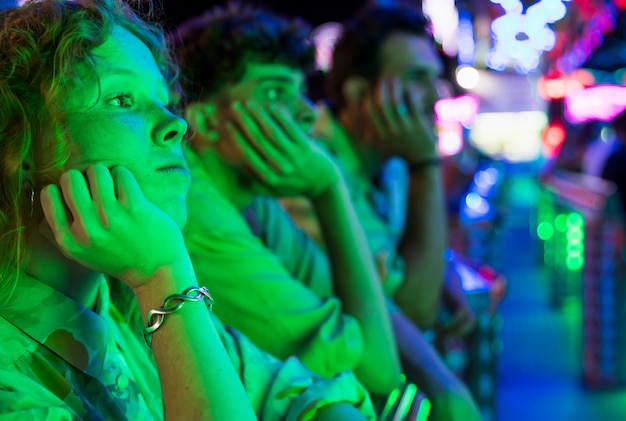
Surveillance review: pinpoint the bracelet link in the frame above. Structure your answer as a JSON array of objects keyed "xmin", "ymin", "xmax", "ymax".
[{"xmin": 143, "ymin": 286, "xmax": 214, "ymax": 347}]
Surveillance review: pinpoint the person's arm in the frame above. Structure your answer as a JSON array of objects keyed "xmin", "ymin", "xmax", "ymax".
[
  {"xmin": 131, "ymin": 259, "xmax": 256, "ymax": 421},
  {"xmin": 394, "ymin": 166, "xmax": 447, "ymax": 328},
  {"xmin": 40, "ymin": 165, "xmax": 256, "ymax": 421},
  {"xmin": 312, "ymin": 403, "xmax": 370, "ymax": 420},
  {"xmin": 390, "ymin": 311, "xmax": 482, "ymax": 421},
  {"xmin": 311, "ymin": 177, "xmax": 402, "ymax": 394},
  {"xmin": 183, "ymin": 177, "xmax": 364, "ymax": 379},
  {"xmin": 217, "ymin": 324, "xmax": 377, "ymax": 421},
  {"xmin": 222, "ymin": 102, "xmax": 401, "ymax": 394},
  {"xmin": 361, "ymin": 79, "xmax": 447, "ymax": 329}
]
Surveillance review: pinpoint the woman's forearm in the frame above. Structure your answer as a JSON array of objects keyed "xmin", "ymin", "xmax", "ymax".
[{"xmin": 132, "ymin": 258, "xmax": 257, "ymax": 421}]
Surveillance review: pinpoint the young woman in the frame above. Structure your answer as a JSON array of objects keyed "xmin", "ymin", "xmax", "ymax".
[{"xmin": 0, "ymin": 1, "xmax": 374, "ymax": 420}]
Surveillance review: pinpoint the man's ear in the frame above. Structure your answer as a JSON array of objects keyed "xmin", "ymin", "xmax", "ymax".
[
  {"xmin": 185, "ymin": 101, "xmax": 219, "ymax": 150},
  {"xmin": 342, "ymin": 76, "xmax": 369, "ymax": 107}
]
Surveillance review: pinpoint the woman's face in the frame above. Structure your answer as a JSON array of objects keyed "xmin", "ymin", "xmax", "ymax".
[{"xmin": 63, "ymin": 25, "xmax": 189, "ymax": 227}]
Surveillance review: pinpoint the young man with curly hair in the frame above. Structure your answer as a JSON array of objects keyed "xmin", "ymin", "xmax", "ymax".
[
  {"xmin": 173, "ymin": 3, "xmax": 481, "ymax": 419},
  {"xmin": 173, "ymin": 2, "xmax": 401, "ymax": 396}
]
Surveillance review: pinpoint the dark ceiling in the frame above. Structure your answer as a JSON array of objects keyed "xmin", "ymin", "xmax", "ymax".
[{"xmin": 160, "ymin": 0, "xmax": 366, "ymax": 30}]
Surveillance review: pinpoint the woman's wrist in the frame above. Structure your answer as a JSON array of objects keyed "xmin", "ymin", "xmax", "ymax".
[{"xmin": 130, "ymin": 257, "xmax": 199, "ymax": 320}]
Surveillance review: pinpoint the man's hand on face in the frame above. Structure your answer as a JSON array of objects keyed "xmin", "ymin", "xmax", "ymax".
[
  {"xmin": 362, "ymin": 77, "xmax": 438, "ymax": 163},
  {"xmin": 225, "ymin": 100, "xmax": 341, "ymax": 198}
]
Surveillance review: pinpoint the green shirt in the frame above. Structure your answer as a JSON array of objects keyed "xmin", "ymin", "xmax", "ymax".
[
  {"xmin": 183, "ymin": 148, "xmax": 364, "ymax": 380},
  {"xmin": 0, "ymin": 273, "xmax": 375, "ymax": 420}
]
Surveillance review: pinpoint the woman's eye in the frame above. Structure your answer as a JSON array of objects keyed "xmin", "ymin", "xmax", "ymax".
[{"xmin": 108, "ymin": 93, "xmax": 133, "ymax": 108}]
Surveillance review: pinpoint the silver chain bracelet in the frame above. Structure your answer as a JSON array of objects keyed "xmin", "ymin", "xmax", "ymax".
[{"xmin": 143, "ymin": 286, "xmax": 214, "ymax": 347}]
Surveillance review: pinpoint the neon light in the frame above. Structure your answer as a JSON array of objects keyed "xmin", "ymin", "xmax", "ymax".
[
  {"xmin": 470, "ymin": 111, "xmax": 545, "ymax": 162},
  {"xmin": 566, "ymin": 212, "xmax": 584, "ymax": 271},
  {"xmin": 542, "ymin": 122, "xmax": 565, "ymax": 158},
  {"xmin": 487, "ymin": 0, "xmax": 569, "ymax": 74},
  {"xmin": 538, "ymin": 221, "xmax": 555, "ymax": 240},
  {"xmin": 433, "ymin": 95, "xmax": 479, "ymax": 157},
  {"xmin": 416, "ymin": 397, "xmax": 431, "ymax": 421},
  {"xmin": 557, "ymin": 5, "xmax": 616, "ymax": 74},
  {"xmin": 565, "ymin": 85, "xmax": 626, "ymax": 123},
  {"xmin": 474, "ymin": 167, "xmax": 499, "ymax": 192},
  {"xmin": 438, "ymin": 122, "xmax": 464, "ymax": 156},
  {"xmin": 555, "ymin": 214, "xmax": 567, "ymax": 232},
  {"xmin": 310, "ymin": 22, "xmax": 343, "ymax": 73},
  {"xmin": 423, "ymin": 0, "xmax": 459, "ymax": 56},
  {"xmin": 457, "ymin": 10, "xmax": 476, "ymax": 66},
  {"xmin": 544, "ymin": 124, "xmax": 565, "ymax": 147},
  {"xmin": 456, "ymin": 65, "xmax": 480, "ymax": 89},
  {"xmin": 395, "ymin": 383, "xmax": 419, "ymax": 421},
  {"xmin": 465, "ymin": 192, "xmax": 490, "ymax": 215},
  {"xmin": 434, "ymin": 94, "xmax": 479, "ymax": 125},
  {"xmin": 615, "ymin": 0, "xmax": 626, "ymax": 9},
  {"xmin": 538, "ymin": 78, "xmax": 584, "ymax": 100}
]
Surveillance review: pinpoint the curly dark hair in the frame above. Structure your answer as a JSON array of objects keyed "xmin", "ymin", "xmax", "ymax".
[
  {"xmin": 170, "ymin": 1, "xmax": 316, "ymax": 103},
  {"xmin": 327, "ymin": 5, "xmax": 431, "ymax": 111}
]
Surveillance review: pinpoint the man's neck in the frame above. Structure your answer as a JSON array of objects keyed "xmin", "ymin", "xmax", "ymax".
[
  {"xmin": 193, "ymin": 148, "xmax": 256, "ymax": 211},
  {"xmin": 335, "ymin": 109, "xmax": 385, "ymax": 180}
]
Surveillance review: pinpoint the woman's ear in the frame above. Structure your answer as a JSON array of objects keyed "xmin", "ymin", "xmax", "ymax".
[
  {"xmin": 342, "ymin": 76, "xmax": 369, "ymax": 108},
  {"xmin": 184, "ymin": 102, "xmax": 220, "ymax": 151}
]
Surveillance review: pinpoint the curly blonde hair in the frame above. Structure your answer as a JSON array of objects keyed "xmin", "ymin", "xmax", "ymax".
[{"xmin": 0, "ymin": 0, "xmax": 181, "ymax": 302}]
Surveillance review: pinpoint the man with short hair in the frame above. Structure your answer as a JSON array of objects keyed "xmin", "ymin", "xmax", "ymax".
[
  {"xmin": 323, "ymin": 4, "xmax": 447, "ymax": 330},
  {"xmin": 172, "ymin": 2, "xmax": 401, "ymax": 397},
  {"xmin": 318, "ymin": 5, "xmax": 483, "ymax": 418}
]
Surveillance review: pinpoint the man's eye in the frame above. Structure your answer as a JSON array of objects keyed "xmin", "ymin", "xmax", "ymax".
[{"xmin": 265, "ymin": 88, "xmax": 283, "ymax": 101}]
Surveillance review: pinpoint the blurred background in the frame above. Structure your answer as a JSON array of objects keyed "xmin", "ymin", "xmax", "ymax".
[{"xmin": 165, "ymin": 1, "xmax": 626, "ymax": 420}]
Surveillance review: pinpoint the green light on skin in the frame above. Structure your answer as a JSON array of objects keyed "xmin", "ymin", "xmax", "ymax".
[{"xmin": 537, "ymin": 222, "xmax": 554, "ymax": 240}]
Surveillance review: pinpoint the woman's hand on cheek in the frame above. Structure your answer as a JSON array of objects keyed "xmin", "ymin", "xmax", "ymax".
[{"xmin": 39, "ymin": 163, "xmax": 188, "ymax": 289}]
